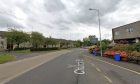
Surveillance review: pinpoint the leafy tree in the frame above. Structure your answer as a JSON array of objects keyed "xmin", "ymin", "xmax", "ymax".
[
  {"xmin": 83, "ymin": 37, "xmax": 90, "ymax": 46},
  {"xmin": 31, "ymin": 32, "xmax": 45, "ymax": 48},
  {"xmin": 6, "ymin": 29, "xmax": 30, "ymax": 48},
  {"xmin": 101, "ymin": 39, "xmax": 111, "ymax": 51},
  {"xmin": 45, "ymin": 37, "xmax": 58, "ymax": 47},
  {"xmin": 75, "ymin": 40, "xmax": 83, "ymax": 47},
  {"xmin": 59, "ymin": 40, "xmax": 67, "ymax": 48}
]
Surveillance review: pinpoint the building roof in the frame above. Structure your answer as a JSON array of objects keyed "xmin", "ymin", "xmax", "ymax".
[{"xmin": 112, "ymin": 20, "xmax": 140, "ymax": 30}]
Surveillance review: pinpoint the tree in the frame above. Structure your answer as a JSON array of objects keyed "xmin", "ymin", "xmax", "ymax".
[
  {"xmin": 100, "ymin": 39, "xmax": 111, "ymax": 51},
  {"xmin": 59, "ymin": 39, "xmax": 67, "ymax": 48},
  {"xmin": 75, "ymin": 40, "xmax": 83, "ymax": 47},
  {"xmin": 31, "ymin": 32, "xmax": 45, "ymax": 48},
  {"xmin": 83, "ymin": 37, "xmax": 90, "ymax": 46},
  {"xmin": 45, "ymin": 37, "xmax": 58, "ymax": 48},
  {"xmin": 6, "ymin": 29, "xmax": 30, "ymax": 48}
]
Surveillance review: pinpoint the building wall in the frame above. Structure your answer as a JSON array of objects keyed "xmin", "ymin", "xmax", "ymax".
[
  {"xmin": 112, "ymin": 21, "xmax": 140, "ymax": 40},
  {"xmin": 0, "ymin": 36, "xmax": 7, "ymax": 51}
]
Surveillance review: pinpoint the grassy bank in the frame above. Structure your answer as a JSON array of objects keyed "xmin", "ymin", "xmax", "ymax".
[{"xmin": 0, "ymin": 53, "xmax": 15, "ymax": 64}]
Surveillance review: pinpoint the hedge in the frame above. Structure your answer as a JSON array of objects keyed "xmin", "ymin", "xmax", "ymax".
[
  {"xmin": 14, "ymin": 48, "xmax": 30, "ymax": 51},
  {"xmin": 30, "ymin": 47, "xmax": 59, "ymax": 51}
]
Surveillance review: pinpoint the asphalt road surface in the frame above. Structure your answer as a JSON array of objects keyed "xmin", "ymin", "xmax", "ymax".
[{"xmin": 5, "ymin": 48, "xmax": 140, "ymax": 84}]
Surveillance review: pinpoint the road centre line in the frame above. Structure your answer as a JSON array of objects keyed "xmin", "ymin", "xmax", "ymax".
[
  {"xmin": 90, "ymin": 63, "xmax": 101, "ymax": 72},
  {"xmin": 91, "ymin": 63, "xmax": 95, "ymax": 66},
  {"xmin": 96, "ymin": 67, "xmax": 101, "ymax": 72},
  {"xmin": 104, "ymin": 75, "xmax": 113, "ymax": 83},
  {"xmin": 89, "ymin": 61, "xmax": 112, "ymax": 83}
]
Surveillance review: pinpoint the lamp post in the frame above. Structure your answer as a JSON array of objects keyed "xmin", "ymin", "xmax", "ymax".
[{"xmin": 89, "ymin": 8, "xmax": 102, "ymax": 56}]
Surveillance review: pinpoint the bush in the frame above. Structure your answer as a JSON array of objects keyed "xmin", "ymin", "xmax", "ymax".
[
  {"xmin": 30, "ymin": 47, "xmax": 59, "ymax": 51},
  {"xmin": 14, "ymin": 48, "xmax": 30, "ymax": 51},
  {"xmin": 110, "ymin": 44, "xmax": 138, "ymax": 52},
  {"xmin": 132, "ymin": 42, "xmax": 140, "ymax": 52},
  {"xmin": 129, "ymin": 51, "xmax": 140, "ymax": 57},
  {"xmin": 111, "ymin": 44, "xmax": 130, "ymax": 51},
  {"xmin": 15, "ymin": 49, "xmax": 31, "ymax": 53}
]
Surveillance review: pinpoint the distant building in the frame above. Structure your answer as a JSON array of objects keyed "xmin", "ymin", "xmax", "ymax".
[
  {"xmin": 112, "ymin": 21, "xmax": 140, "ymax": 44},
  {"xmin": 0, "ymin": 31, "xmax": 31, "ymax": 51},
  {"xmin": 89, "ymin": 35, "xmax": 98, "ymax": 44},
  {"xmin": 0, "ymin": 31, "xmax": 7, "ymax": 51}
]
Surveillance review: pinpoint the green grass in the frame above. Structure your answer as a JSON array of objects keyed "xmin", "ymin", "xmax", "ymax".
[
  {"xmin": 15, "ymin": 49, "xmax": 31, "ymax": 53},
  {"xmin": 0, "ymin": 53, "xmax": 16, "ymax": 64}
]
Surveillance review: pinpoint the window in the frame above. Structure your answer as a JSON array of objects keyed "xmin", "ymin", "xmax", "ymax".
[
  {"xmin": 126, "ymin": 28, "xmax": 133, "ymax": 33},
  {"xmin": 115, "ymin": 31, "xmax": 119, "ymax": 35}
]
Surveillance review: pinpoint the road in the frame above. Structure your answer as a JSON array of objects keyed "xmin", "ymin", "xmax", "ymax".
[{"xmin": 4, "ymin": 48, "xmax": 140, "ymax": 84}]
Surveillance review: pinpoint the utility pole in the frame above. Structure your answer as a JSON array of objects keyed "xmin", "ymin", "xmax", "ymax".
[{"xmin": 89, "ymin": 8, "xmax": 102, "ymax": 56}]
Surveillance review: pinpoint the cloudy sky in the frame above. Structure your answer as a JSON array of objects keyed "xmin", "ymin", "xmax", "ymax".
[{"xmin": 0, "ymin": 0, "xmax": 140, "ymax": 40}]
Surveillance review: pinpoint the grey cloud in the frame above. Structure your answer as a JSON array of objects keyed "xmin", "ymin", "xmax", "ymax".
[
  {"xmin": 0, "ymin": 14, "xmax": 23, "ymax": 28},
  {"xmin": 1, "ymin": 0, "xmax": 140, "ymax": 40},
  {"xmin": 69, "ymin": 0, "xmax": 121, "ymax": 24},
  {"xmin": 44, "ymin": 0, "xmax": 65, "ymax": 12},
  {"xmin": 101, "ymin": 0, "xmax": 140, "ymax": 29}
]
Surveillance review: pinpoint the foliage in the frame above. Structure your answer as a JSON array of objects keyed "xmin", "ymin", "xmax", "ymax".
[
  {"xmin": 75, "ymin": 40, "xmax": 83, "ymax": 47},
  {"xmin": 14, "ymin": 48, "xmax": 30, "ymax": 51},
  {"xmin": 45, "ymin": 37, "xmax": 59, "ymax": 47},
  {"xmin": 83, "ymin": 37, "xmax": 90, "ymax": 46},
  {"xmin": 100, "ymin": 39, "xmax": 111, "ymax": 51},
  {"xmin": 30, "ymin": 47, "xmax": 59, "ymax": 51},
  {"xmin": 31, "ymin": 32, "xmax": 45, "ymax": 48},
  {"xmin": 132, "ymin": 42, "xmax": 140, "ymax": 52},
  {"xmin": 129, "ymin": 51, "xmax": 140, "ymax": 57},
  {"xmin": 111, "ymin": 44, "xmax": 130, "ymax": 51},
  {"xmin": 15, "ymin": 49, "xmax": 31, "ymax": 53},
  {"xmin": 6, "ymin": 29, "xmax": 30, "ymax": 48}
]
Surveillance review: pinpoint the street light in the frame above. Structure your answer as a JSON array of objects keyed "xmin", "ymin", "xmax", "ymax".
[{"xmin": 89, "ymin": 8, "xmax": 102, "ymax": 56}]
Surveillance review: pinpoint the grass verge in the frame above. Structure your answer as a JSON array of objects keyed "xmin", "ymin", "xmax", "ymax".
[
  {"xmin": 15, "ymin": 49, "xmax": 31, "ymax": 53},
  {"xmin": 0, "ymin": 53, "xmax": 16, "ymax": 64}
]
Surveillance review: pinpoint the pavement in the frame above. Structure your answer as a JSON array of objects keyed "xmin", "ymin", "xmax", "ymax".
[
  {"xmin": 0, "ymin": 49, "xmax": 71, "ymax": 84},
  {"xmin": 1, "ymin": 48, "xmax": 140, "ymax": 84}
]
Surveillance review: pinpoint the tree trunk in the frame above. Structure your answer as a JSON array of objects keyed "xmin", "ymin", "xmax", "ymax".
[{"xmin": 17, "ymin": 43, "xmax": 20, "ymax": 48}]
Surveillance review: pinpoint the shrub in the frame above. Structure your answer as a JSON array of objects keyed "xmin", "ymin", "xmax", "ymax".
[
  {"xmin": 132, "ymin": 42, "xmax": 140, "ymax": 52},
  {"xmin": 110, "ymin": 44, "xmax": 137, "ymax": 52},
  {"xmin": 15, "ymin": 49, "xmax": 31, "ymax": 53},
  {"xmin": 30, "ymin": 47, "xmax": 59, "ymax": 51},
  {"xmin": 14, "ymin": 48, "xmax": 30, "ymax": 51},
  {"xmin": 129, "ymin": 51, "xmax": 140, "ymax": 57}
]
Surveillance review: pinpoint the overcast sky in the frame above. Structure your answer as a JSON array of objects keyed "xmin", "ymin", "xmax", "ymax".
[{"xmin": 0, "ymin": 0, "xmax": 140, "ymax": 40}]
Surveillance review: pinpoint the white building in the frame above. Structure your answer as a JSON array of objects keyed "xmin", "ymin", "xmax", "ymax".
[{"xmin": 0, "ymin": 31, "xmax": 7, "ymax": 51}]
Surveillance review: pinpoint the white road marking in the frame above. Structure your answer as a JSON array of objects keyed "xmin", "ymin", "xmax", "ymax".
[
  {"xmin": 67, "ymin": 64, "xmax": 76, "ymax": 68},
  {"xmin": 74, "ymin": 59, "xmax": 85, "ymax": 75},
  {"xmin": 104, "ymin": 75, "xmax": 113, "ymax": 83},
  {"xmin": 90, "ymin": 63, "xmax": 101, "ymax": 72},
  {"xmin": 96, "ymin": 67, "xmax": 101, "ymax": 72},
  {"xmin": 95, "ymin": 58, "xmax": 140, "ymax": 75},
  {"xmin": 91, "ymin": 63, "xmax": 95, "ymax": 67}
]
